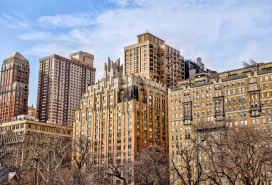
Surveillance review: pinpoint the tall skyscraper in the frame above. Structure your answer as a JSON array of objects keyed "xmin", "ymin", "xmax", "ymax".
[
  {"xmin": 124, "ymin": 32, "xmax": 185, "ymax": 87},
  {"xmin": 36, "ymin": 51, "xmax": 96, "ymax": 127},
  {"xmin": 73, "ymin": 59, "xmax": 168, "ymax": 184},
  {"xmin": 0, "ymin": 52, "xmax": 29, "ymax": 123}
]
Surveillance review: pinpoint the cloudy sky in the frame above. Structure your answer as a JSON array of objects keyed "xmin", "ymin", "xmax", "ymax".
[{"xmin": 0, "ymin": 0, "xmax": 272, "ymax": 107}]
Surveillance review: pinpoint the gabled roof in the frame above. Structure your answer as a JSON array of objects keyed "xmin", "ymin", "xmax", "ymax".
[{"xmin": 4, "ymin": 52, "xmax": 29, "ymax": 62}]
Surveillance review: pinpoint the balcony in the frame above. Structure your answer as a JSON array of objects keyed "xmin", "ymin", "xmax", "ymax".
[
  {"xmin": 221, "ymin": 73, "xmax": 248, "ymax": 82},
  {"xmin": 194, "ymin": 123, "xmax": 226, "ymax": 132},
  {"xmin": 213, "ymin": 95, "xmax": 224, "ymax": 100},
  {"xmin": 247, "ymin": 89, "xmax": 260, "ymax": 94},
  {"xmin": 249, "ymin": 103, "xmax": 261, "ymax": 116},
  {"xmin": 190, "ymin": 81, "xmax": 213, "ymax": 88},
  {"xmin": 257, "ymin": 68, "xmax": 272, "ymax": 75},
  {"xmin": 214, "ymin": 111, "xmax": 225, "ymax": 117},
  {"xmin": 250, "ymin": 104, "xmax": 261, "ymax": 109},
  {"xmin": 182, "ymin": 101, "xmax": 192, "ymax": 106},
  {"xmin": 250, "ymin": 111, "xmax": 260, "ymax": 117},
  {"xmin": 183, "ymin": 115, "xmax": 192, "ymax": 121}
]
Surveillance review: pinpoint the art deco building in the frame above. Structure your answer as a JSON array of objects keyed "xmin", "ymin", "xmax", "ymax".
[
  {"xmin": 73, "ymin": 59, "xmax": 168, "ymax": 184},
  {"xmin": 0, "ymin": 52, "xmax": 29, "ymax": 123},
  {"xmin": 37, "ymin": 51, "xmax": 96, "ymax": 127},
  {"xmin": 168, "ymin": 61, "xmax": 272, "ymax": 184},
  {"xmin": 124, "ymin": 32, "xmax": 185, "ymax": 87}
]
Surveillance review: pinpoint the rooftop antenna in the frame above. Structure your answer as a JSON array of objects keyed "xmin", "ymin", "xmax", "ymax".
[
  {"xmin": 242, "ymin": 61, "xmax": 249, "ymax": 67},
  {"xmin": 249, "ymin": 59, "xmax": 257, "ymax": 65}
]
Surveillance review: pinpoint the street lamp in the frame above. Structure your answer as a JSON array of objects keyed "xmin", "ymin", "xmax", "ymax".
[
  {"xmin": 196, "ymin": 139, "xmax": 205, "ymax": 185},
  {"xmin": 34, "ymin": 158, "xmax": 39, "ymax": 185}
]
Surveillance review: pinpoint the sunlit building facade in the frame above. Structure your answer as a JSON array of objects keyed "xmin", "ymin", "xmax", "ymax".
[
  {"xmin": 169, "ymin": 61, "xmax": 272, "ymax": 184},
  {"xmin": 73, "ymin": 59, "xmax": 168, "ymax": 184},
  {"xmin": 0, "ymin": 52, "xmax": 29, "ymax": 123},
  {"xmin": 124, "ymin": 32, "xmax": 185, "ymax": 87}
]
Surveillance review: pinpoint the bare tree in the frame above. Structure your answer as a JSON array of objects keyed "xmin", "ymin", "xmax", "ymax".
[
  {"xmin": 0, "ymin": 130, "xmax": 30, "ymax": 183},
  {"xmin": 170, "ymin": 140, "xmax": 205, "ymax": 185},
  {"xmin": 0, "ymin": 130, "xmax": 12, "ymax": 163},
  {"xmin": 29, "ymin": 133, "xmax": 71, "ymax": 184},
  {"xmin": 17, "ymin": 132, "xmax": 72, "ymax": 185},
  {"xmin": 134, "ymin": 145, "xmax": 169, "ymax": 185},
  {"xmin": 71, "ymin": 137, "xmax": 132, "ymax": 185},
  {"xmin": 200, "ymin": 128, "xmax": 238, "ymax": 185},
  {"xmin": 71, "ymin": 137, "xmax": 98, "ymax": 185},
  {"xmin": 202, "ymin": 126, "xmax": 272, "ymax": 185},
  {"xmin": 0, "ymin": 131, "xmax": 72, "ymax": 184},
  {"xmin": 102, "ymin": 154, "xmax": 132, "ymax": 185}
]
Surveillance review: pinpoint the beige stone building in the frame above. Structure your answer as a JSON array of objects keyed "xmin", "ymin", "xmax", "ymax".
[
  {"xmin": 73, "ymin": 58, "xmax": 168, "ymax": 184},
  {"xmin": 0, "ymin": 115, "xmax": 72, "ymax": 140},
  {"xmin": 0, "ymin": 115, "xmax": 72, "ymax": 183},
  {"xmin": 36, "ymin": 51, "xmax": 96, "ymax": 127},
  {"xmin": 0, "ymin": 114, "xmax": 72, "ymax": 157},
  {"xmin": 124, "ymin": 32, "xmax": 185, "ymax": 87},
  {"xmin": 28, "ymin": 105, "xmax": 36, "ymax": 118},
  {"xmin": 168, "ymin": 61, "xmax": 272, "ymax": 184}
]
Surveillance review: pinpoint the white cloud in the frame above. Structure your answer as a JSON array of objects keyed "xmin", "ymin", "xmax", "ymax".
[
  {"xmin": 17, "ymin": 0, "xmax": 272, "ymax": 80},
  {"xmin": 1, "ymin": 0, "xmax": 270, "ymax": 107},
  {"xmin": 109, "ymin": 0, "xmax": 130, "ymax": 7},
  {"xmin": 0, "ymin": 14, "xmax": 30, "ymax": 29},
  {"xmin": 19, "ymin": 31, "xmax": 54, "ymax": 41},
  {"xmin": 38, "ymin": 13, "xmax": 94, "ymax": 28}
]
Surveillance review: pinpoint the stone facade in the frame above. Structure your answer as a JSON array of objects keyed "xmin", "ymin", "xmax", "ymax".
[
  {"xmin": 168, "ymin": 61, "xmax": 272, "ymax": 184},
  {"xmin": 73, "ymin": 58, "xmax": 168, "ymax": 184}
]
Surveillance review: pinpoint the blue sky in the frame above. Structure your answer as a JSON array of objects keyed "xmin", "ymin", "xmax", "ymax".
[{"xmin": 1, "ymin": 0, "xmax": 272, "ymax": 107}]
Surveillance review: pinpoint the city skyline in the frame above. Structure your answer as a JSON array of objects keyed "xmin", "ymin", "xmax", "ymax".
[
  {"xmin": 1, "ymin": 0, "xmax": 272, "ymax": 107},
  {"xmin": 1, "ymin": 1, "xmax": 272, "ymax": 184}
]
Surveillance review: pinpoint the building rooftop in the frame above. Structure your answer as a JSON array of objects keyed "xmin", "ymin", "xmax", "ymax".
[
  {"xmin": 3, "ymin": 52, "xmax": 28, "ymax": 62},
  {"xmin": 14, "ymin": 114, "xmax": 39, "ymax": 121},
  {"xmin": 137, "ymin": 32, "xmax": 165, "ymax": 45}
]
